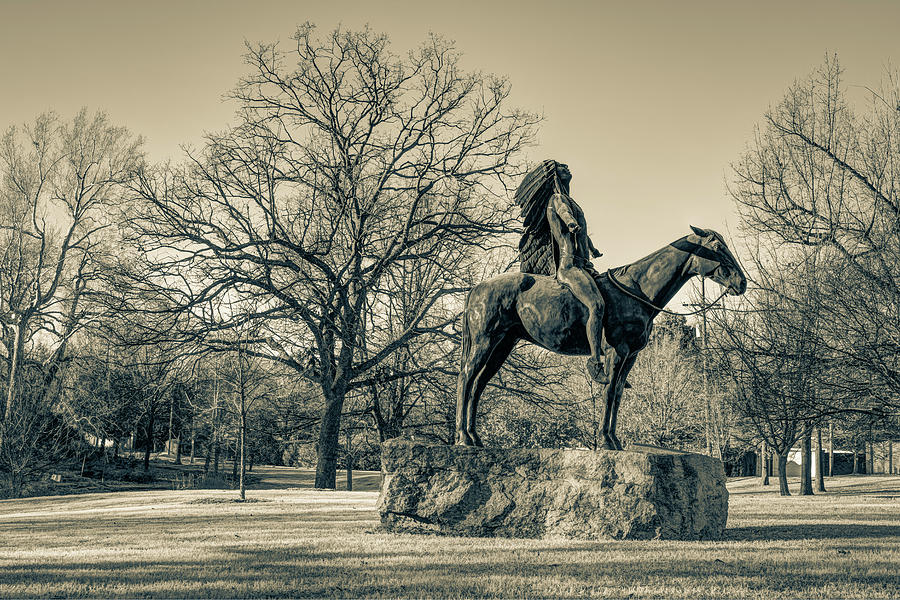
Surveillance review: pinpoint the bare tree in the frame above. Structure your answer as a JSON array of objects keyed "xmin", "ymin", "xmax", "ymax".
[
  {"xmin": 0, "ymin": 110, "xmax": 140, "ymax": 452},
  {"xmin": 708, "ymin": 245, "xmax": 828, "ymax": 496},
  {"xmin": 220, "ymin": 324, "xmax": 279, "ymax": 499},
  {"xmin": 616, "ymin": 314, "xmax": 704, "ymax": 449},
  {"xmin": 717, "ymin": 55, "xmax": 900, "ymax": 494},
  {"xmin": 58, "ymin": 337, "xmax": 142, "ymax": 455},
  {"xmin": 125, "ymin": 25, "xmax": 538, "ymax": 488},
  {"xmin": 729, "ymin": 55, "xmax": 900, "ymax": 415},
  {"xmin": 122, "ymin": 342, "xmax": 189, "ymax": 471},
  {"xmin": 360, "ymin": 233, "xmax": 469, "ymax": 443}
]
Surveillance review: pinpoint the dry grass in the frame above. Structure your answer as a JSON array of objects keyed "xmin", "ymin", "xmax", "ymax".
[{"xmin": 0, "ymin": 473, "xmax": 898, "ymax": 598}]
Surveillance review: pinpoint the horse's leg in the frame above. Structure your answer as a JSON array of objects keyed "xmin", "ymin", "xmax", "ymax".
[
  {"xmin": 455, "ymin": 313, "xmax": 478, "ymax": 446},
  {"xmin": 456, "ymin": 310, "xmax": 480, "ymax": 446},
  {"xmin": 455, "ymin": 370, "xmax": 476, "ymax": 446},
  {"xmin": 456, "ymin": 321, "xmax": 510, "ymax": 446},
  {"xmin": 608, "ymin": 354, "xmax": 637, "ymax": 451},
  {"xmin": 466, "ymin": 333, "xmax": 517, "ymax": 447},
  {"xmin": 598, "ymin": 348, "xmax": 629, "ymax": 450}
]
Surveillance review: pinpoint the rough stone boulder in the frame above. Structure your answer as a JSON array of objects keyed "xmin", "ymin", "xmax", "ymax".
[{"xmin": 378, "ymin": 440, "xmax": 727, "ymax": 540}]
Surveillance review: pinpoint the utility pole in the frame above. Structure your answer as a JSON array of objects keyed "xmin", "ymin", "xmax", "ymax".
[
  {"xmin": 685, "ymin": 279, "xmax": 715, "ymax": 457},
  {"xmin": 702, "ymin": 280, "xmax": 712, "ymax": 457}
]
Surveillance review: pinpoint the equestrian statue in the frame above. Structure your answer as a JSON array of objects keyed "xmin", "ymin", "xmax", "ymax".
[{"xmin": 454, "ymin": 160, "xmax": 747, "ymax": 450}]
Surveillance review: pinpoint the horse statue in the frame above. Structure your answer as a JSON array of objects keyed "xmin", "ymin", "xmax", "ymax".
[{"xmin": 454, "ymin": 224, "xmax": 746, "ymax": 450}]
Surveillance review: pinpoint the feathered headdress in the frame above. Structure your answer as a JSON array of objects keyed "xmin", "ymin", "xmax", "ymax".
[{"xmin": 515, "ymin": 160, "xmax": 563, "ymax": 276}]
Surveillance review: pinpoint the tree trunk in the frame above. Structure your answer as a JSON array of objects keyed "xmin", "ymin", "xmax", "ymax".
[
  {"xmin": 212, "ymin": 371, "xmax": 221, "ymax": 473},
  {"xmin": 190, "ymin": 418, "xmax": 196, "ymax": 465},
  {"xmin": 852, "ymin": 441, "xmax": 859, "ymax": 474},
  {"xmin": 776, "ymin": 450, "xmax": 791, "ymax": 496},
  {"xmin": 3, "ymin": 325, "xmax": 22, "ymax": 414},
  {"xmin": 815, "ymin": 427, "xmax": 826, "ymax": 492},
  {"xmin": 238, "ymin": 350, "xmax": 247, "ymax": 499},
  {"xmin": 800, "ymin": 427, "xmax": 813, "ymax": 495},
  {"xmin": 213, "ymin": 439, "xmax": 220, "ymax": 473},
  {"xmin": 704, "ymin": 394, "xmax": 712, "ymax": 456},
  {"xmin": 828, "ymin": 421, "xmax": 834, "ymax": 477},
  {"xmin": 212, "ymin": 405, "xmax": 221, "ymax": 474},
  {"xmin": 345, "ymin": 423, "xmax": 354, "ymax": 491},
  {"xmin": 99, "ymin": 436, "xmax": 107, "ymax": 480},
  {"xmin": 759, "ymin": 441, "xmax": 769, "ymax": 486},
  {"xmin": 167, "ymin": 393, "xmax": 175, "ymax": 458},
  {"xmin": 143, "ymin": 406, "xmax": 155, "ymax": 472},
  {"xmin": 231, "ymin": 437, "xmax": 239, "ymax": 484},
  {"xmin": 867, "ymin": 433, "xmax": 874, "ymax": 474},
  {"xmin": 239, "ymin": 409, "xmax": 246, "ymax": 500},
  {"xmin": 315, "ymin": 393, "xmax": 344, "ymax": 489},
  {"xmin": 2, "ymin": 322, "xmax": 25, "ymax": 432},
  {"xmin": 889, "ymin": 441, "xmax": 894, "ymax": 474},
  {"xmin": 756, "ymin": 443, "xmax": 761, "ymax": 477}
]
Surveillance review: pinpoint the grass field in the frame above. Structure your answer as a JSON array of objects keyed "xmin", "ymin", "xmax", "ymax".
[{"xmin": 1, "ymin": 470, "xmax": 898, "ymax": 598}]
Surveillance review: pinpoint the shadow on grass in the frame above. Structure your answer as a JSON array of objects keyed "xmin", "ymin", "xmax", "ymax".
[
  {"xmin": 725, "ymin": 523, "xmax": 900, "ymax": 541},
  {"xmin": 4, "ymin": 546, "xmax": 900, "ymax": 599},
  {"xmin": 728, "ymin": 475, "xmax": 900, "ymax": 497},
  {"xmin": 824, "ymin": 485, "xmax": 900, "ymax": 496}
]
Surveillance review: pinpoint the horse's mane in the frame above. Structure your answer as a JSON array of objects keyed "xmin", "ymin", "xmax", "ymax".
[{"xmin": 608, "ymin": 235, "xmax": 693, "ymax": 280}]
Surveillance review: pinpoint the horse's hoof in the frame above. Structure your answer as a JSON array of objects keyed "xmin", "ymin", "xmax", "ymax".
[
  {"xmin": 455, "ymin": 431, "xmax": 476, "ymax": 446},
  {"xmin": 587, "ymin": 358, "xmax": 609, "ymax": 384}
]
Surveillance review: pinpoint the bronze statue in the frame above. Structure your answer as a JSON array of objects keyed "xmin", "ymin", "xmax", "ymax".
[{"xmin": 455, "ymin": 161, "xmax": 746, "ymax": 449}]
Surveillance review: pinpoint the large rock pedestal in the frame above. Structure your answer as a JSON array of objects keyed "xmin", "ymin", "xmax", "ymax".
[{"xmin": 378, "ymin": 440, "xmax": 727, "ymax": 540}]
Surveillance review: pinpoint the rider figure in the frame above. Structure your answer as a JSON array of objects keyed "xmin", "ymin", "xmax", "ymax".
[{"xmin": 546, "ymin": 163, "xmax": 610, "ymax": 384}]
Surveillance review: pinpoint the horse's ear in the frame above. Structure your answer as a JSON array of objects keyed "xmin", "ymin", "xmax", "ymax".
[{"xmin": 690, "ymin": 225, "xmax": 710, "ymax": 238}]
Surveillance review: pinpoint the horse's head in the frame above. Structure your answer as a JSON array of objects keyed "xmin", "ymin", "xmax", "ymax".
[{"xmin": 682, "ymin": 226, "xmax": 747, "ymax": 296}]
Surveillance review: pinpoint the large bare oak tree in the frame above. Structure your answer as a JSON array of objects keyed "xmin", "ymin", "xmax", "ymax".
[{"xmin": 127, "ymin": 25, "xmax": 538, "ymax": 488}]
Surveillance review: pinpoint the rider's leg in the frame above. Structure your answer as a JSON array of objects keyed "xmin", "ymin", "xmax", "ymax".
[
  {"xmin": 586, "ymin": 303, "xmax": 610, "ymax": 384},
  {"xmin": 558, "ymin": 267, "xmax": 608, "ymax": 383}
]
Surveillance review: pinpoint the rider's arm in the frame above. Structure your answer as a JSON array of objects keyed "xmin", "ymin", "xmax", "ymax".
[
  {"xmin": 549, "ymin": 194, "xmax": 580, "ymax": 232},
  {"xmin": 588, "ymin": 236, "xmax": 603, "ymax": 258}
]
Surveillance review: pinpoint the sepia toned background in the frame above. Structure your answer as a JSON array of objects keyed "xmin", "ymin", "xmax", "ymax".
[{"xmin": 2, "ymin": 0, "xmax": 898, "ymax": 265}]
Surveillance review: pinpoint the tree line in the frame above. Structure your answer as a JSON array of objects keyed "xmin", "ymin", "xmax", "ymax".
[
  {"xmin": 1, "ymin": 27, "xmax": 897, "ymax": 497},
  {"xmin": 709, "ymin": 55, "xmax": 900, "ymax": 495}
]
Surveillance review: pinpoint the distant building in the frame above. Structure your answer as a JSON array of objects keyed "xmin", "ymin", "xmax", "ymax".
[
  {"xmin": 777, "ymin": 441, "xmax": 897, "ymax": 476},
  {"xmin": 732, "ymin": 440, "xmax": 897, "ymax": 477},
  {"xmin": 783, "ymin": 449, "xmax": 858, "ymax": 477},
  {"xmin": 83, "ymin": 434, "xmax": 115, "ymax": 449}
]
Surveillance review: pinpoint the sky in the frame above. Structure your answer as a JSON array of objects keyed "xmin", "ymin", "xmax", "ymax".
[{"xmin": 2, "ymin": 0, "xmax": 899, "ymax": 285}]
